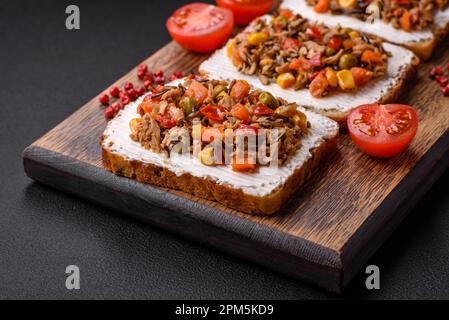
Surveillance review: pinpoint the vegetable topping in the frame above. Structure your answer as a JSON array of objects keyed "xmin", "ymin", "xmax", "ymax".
[
  {"xmin": 131, "ymin": 78, "xmax": 309, "ymax": 172},
  {"xmin": 227, "ymin": 10, "xmax": 388, "ymax": 97},
  {"xmin": 306, "ymin": 0, "xmax": 448, "ymax": 32}
]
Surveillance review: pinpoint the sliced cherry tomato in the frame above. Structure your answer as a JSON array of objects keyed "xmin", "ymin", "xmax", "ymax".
[
  {"xmin": 216, "ymin": 0, "xmax": 273, "ymax": 25},
  {"xmin": 253, "ymin": 103, "xmax": 273, "ymax": 116},
  {"xmin": 231, "ymin": 103, "xmax": 251, "ymax": 124},
  {"xmin": 230, "ymin": 80, "xmax": 251, "ymax": 100},
  {"xmin": 155, "ymin": 115, "xmax": 177, "ymax": 129},
  {"xmin": 347, "ymin": 104, "xmax": 418, "ymax": 158},
  {"xmin": 166, "ymin": 3, "xmax": 234, "ymax": 53},
  {"xmin": 200, "ymin": 105, "xmax": 226, "ymax": 122},
  {"xmin": 185, "ymin": 81, "xmax": 209, "ymax": 105}
]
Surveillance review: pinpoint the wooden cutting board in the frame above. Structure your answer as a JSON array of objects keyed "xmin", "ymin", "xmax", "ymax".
[{"xmin": 22, "ymin": 33, "xmax": 449, "ymax": 292}]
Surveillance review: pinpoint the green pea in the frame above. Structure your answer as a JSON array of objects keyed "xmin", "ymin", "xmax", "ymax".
[
  {"xmin": 273, "ymin": 16, "xmax": 288, "ymax": 28},
  {"xmin": 259, "ymin": 92, "xmax": 279, "ymax": 109},
  {"xmin": 325, "ymin": 47, "xmax": 336, "ymax": 57},
  {"xmin": 338, "ymin": 54, "xmax": 358, "ymax": 70},
  {"xmin": 179, "ymin": 97, "xmax": 196, "ymax": 115}
]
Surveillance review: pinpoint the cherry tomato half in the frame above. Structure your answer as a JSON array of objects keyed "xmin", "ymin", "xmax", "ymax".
[
  {"xmin": 216, "ymin": 0, "xmax": 273, "ymax": 25},
  {"xmin": 347, "ymin": 104, "xmax": 419, "ymax": 158},
  {"xmin": 166, "ymin": 3, "xmax": 234, "ymax": 53}
]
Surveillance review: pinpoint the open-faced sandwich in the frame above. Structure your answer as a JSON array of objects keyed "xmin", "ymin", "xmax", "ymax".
[
  {"xmin": 101, "ymin": 77, "xmax": 339, "ymax": 215},
  {"xmin": 200, "ymin": 10, "xmax": 418, "ymax": 124},
  {"xmin": 281, "ymin": 0, "xmax": 449, "ymax": 60}
]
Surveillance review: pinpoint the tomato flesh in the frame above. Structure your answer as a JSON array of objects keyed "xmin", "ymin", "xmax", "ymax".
[
  {"xmin": 200, "ymin": 105, "xmax": 226, "ymax": 122},
  {"xmin": 167, "ymin": 3, "xmax": 234, "ymax": 53},
  {"xmin": 216, "ymin": 0, "xmax": 273, "ymax": 25},
  {"xmin": 347, "ymin": 104, "xmax": 418, "ymax": 158}
]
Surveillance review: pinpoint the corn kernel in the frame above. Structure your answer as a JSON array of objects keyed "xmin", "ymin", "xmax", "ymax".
[
  {"xmin": 129, "ymin": 118, "xmax": 142, "ymax": 135},
  {"xmin": 349, "ymin": 31, "xmax": 360, "ymax": 39},
  {"xmin": 247, "ymin": 32, "xmax": 268, "ymax": 46},
  {"xmin": 337, "ymin": 70, "xmax": 356, "ymax": 90},
  {"xmin": 276, "ymin": 72, "xmax": 295, "ymax": 89},
  {"xmin": 338, "ymin": 0, "xmax": 357, "ymax": 10}
]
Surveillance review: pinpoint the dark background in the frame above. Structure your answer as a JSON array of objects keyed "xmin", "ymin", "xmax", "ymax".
[{"xmin": 1, "ymin": 0, "xmax": 449, "ymax": 299}]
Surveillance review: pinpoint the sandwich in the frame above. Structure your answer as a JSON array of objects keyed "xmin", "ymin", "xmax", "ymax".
[
  {"xmin": 281, "ymin": 0, "xmax": 449, "ymax": 59},
  {"xmin": 199, "ymin": 11, "xmax": 418, "ymax": 124},
  {"xmin": 101, "ymin": 77, "xmax": 339, "ymax": 215}
]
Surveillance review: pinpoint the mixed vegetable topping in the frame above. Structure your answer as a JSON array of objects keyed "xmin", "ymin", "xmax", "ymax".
[
  {"xmin": 227, "ymin": 10, "xmax": 388, "ymax": 97},
  {"xmin": 307, "ymin": 0, "xmax": 449, "ymax": 32},
  {"xmin": 129, "ymin": 78, "xmax": 309, "ymax": 172}
]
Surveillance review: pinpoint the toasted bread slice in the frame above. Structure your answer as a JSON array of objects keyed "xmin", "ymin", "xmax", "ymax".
[
  {"xmin": 101, "ymin": 89, "xmax": 339, "ymax": 215},
  {"xmin": 281, "ymin": 0, "xmax": 449, "ymax": 60},
  {"xmin": 200, "ymin": 29, "xmax": 417, "ymax": 124}
]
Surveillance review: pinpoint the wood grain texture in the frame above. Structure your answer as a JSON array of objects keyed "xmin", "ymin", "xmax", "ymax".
[{"xmin": 23, "ymin": 20, "xmax": 449, "ymax": 291}]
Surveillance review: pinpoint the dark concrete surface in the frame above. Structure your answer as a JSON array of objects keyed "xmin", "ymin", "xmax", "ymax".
[{"xmin": 1, "ymin": 0, "xmax": 448, "ymax": 299}]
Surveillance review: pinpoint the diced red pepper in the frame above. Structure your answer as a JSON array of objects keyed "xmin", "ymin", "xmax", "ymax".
[
  {"xmin": 230, "ymin": 80, "xmax": 251, "ymax": 100},
  {"xmin": 309, "ymin": 73, "xmax": 329, "ymax": 98},
  {"xmin": 252, "ymin": 103, "xmax": 273, "ymax": 116},
  {"xmin": 306, "ymin": 26, "xmax": 322, "ymax": 40},
  {"xmin": 231, "ymin": 103, "xmax": 251, "ymax": 124},
  {"xmin": 327, "ymin": 36, "xmax": 342, "ymax": 51},
  {"xmin": 185, "ymin": 81, "xmax": 209, "ymax": 105},
  {"xmin": 200, "ymin": 105, "xmax": 226, "ymax": 122}
]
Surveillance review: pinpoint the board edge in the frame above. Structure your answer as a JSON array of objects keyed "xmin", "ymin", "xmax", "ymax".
[
  {"xmin": 340, "ymin": 129, "xmax": 449, "ymax": 288},
  {"xmin": 22, "ymin": 144, "xmax": 344, "ymax": 293}
]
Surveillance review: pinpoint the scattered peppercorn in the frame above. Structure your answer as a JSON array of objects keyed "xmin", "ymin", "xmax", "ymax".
[
  {"xmin": 103, "ymin": 105, "xmax": 116, "ymax": 118},
  {"xmin": 168, "ymin": 70, "xmax": 184, "ymax": 82},
  {"xmin": 442, "ymin": 86, "xmax": 449, "ymax": 96},
  {"xmin": 109, "ymin": 86, "xmax": 120, "ymax": 98},
  {"xmin": 99, "ymin": 93, "xmax": 109, "ymax": 105},
  {"xmin": 430, "ymin": 64, "xmax": 449, "ymax": 97},
  {"xmin": 124, "ymin": 82, "xmax": 134, "ymax": 91},
  {"xmin": 154, "ymin": 70, "xmax": 164, "ymax": 78},
  {"xmin": 136, "ymin": 87, "xmax": 146, "ymax": 96},
  {"xmin": 100, "ymin": 64, "xmax": 188, "ymax": 119},
  {"xmin": 438, "ymin": 76, "xmax": 449, "ymax": 87}
]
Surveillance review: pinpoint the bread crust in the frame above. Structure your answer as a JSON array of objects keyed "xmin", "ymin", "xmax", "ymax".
[
  {"xmin": 101, "ymin": 132, "xmax": 338, "ymax": 215},
  {"xmin": 405, "ymin": 23, "xmax": 449, "ymax": 60}
]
